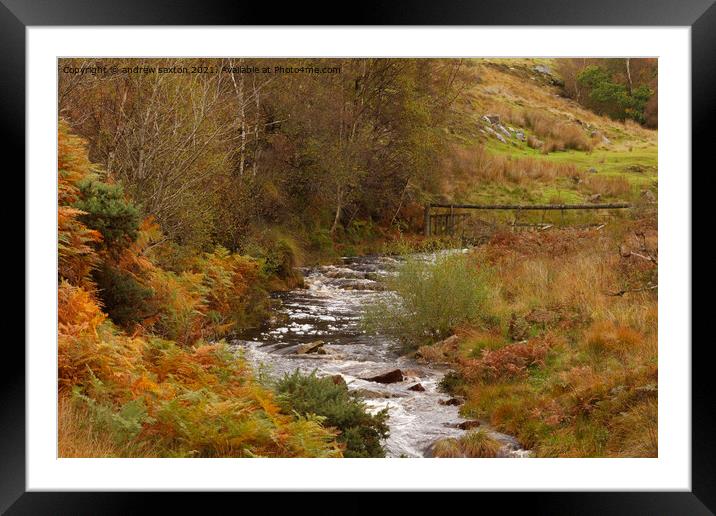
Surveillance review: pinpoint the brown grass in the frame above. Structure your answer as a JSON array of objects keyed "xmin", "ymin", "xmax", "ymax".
[
  {"xmin": 444, "ymin": 144, "xmax": 582, "ymax": 186},
  {"xmin": 58, "ymin": 395, "xmax": 158, "ymax": 458},
  {"xmin": 489, "ymin": 106, "xmax": 593, "ymax": 153},
  {"xmin": 431, "ymin": 438, "xmax": 463, "ymax": 458},
  {"xmin": 459, "ymin": 429, "xmax": 502, "ymax": 457},
  {"xmin": 582, "ymin": 175, "xmax": 633, "ymax": 198},
  {"xmin": 432, "ymin": 430, "xmax": 502, "ymax": 458},
  {"xmin": 58, "ymin": 396, "xmax": 124, "ymax": 458},
  {"xmin": 419, "ymin": 220, "xmax": 658, "ymax": 457},
  {"xmin": 584, "ymin": 321, "xmax": 648, "ymax": 359}
]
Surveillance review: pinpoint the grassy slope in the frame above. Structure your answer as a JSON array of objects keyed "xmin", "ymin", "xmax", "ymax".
[{"xmin": 444, "ymin": 59, "xmax": 657, "ymax": 207}]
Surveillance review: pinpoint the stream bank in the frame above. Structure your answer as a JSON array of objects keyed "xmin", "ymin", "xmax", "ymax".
[{"xmin": 233, "ymin": 254, "xmax": 528, "ymax": 458}]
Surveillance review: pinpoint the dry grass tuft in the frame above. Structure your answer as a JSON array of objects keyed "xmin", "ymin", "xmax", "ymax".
[
  {"xmin": 431, "ymin": 430, "xmax": 502, "ymax": 458},
  {"xmin": 58, "ymin": 396, "xmax": 141, "ymax": 458},
  {"xmin": 584, "ymin": 320, "xmax": 646, "ymax": 358},
  {"xmin": 583, "ymin": 175, "xmax": 633, "ymax": 198},
  {"xmin": 459, "ymin": 429, "xmax": 502, "ymax": 457},
  {"xmin": 431, "ymin": 438, "xmax": 464, "ymax": 458}
]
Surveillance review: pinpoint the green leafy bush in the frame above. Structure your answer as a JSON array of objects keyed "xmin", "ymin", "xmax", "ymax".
[
  {"xmin": 275, "ymin": 371, "xmax": 389, "ymax": 458},
  {"xmin": 364, "ymin": 253, "xmax": 493, "ymax": 350}
]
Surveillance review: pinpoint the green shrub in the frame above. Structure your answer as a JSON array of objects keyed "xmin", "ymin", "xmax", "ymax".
[
  {"xmin": 275, "ymin": 371, "xmax": 389, "ymax": 458},
  {"xmin": 243, "ymin": 231, "xmax": 304, "ymax": 287},
  {"xmin": 577, "ymin": 65, "xmax": 653, "ymax": 124},
  {"xmin": 307, "ymin": 226, "xmax": 336, "ymax": 257},
  {"xmin": 75, "ymin": 179, "xmax": 141, "ymax": 252},
  {"xmin": 438, "ymin": 371, "xmax": 464, "ymax": 395},
  {"xmin": 364, "ymin": 253, "xmax": 493, "ymax": 350},
  {"xmin": 92, "ymin": 263, "xmax": 154, "ymax": 328}
]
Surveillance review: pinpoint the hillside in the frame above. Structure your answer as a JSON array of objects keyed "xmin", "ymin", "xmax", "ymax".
[{"xmin": 437, "ymin": 58, "xmax": 657, "ymax": 210}]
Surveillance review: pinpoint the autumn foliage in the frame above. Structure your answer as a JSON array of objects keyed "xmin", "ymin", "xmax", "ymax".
[{"xmin": 57, "ymin": 121, "xmax": 342, "ymax": 457}]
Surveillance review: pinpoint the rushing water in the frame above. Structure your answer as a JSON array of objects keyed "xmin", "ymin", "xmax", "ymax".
[{"xmin": 232, "ymin": 254, "xmax": 527, "ymax": 458}]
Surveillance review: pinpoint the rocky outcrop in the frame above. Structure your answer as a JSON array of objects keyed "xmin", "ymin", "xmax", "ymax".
[{"xmin": 408, "ymin": 383, "xmax": 425, "ymax": 392}]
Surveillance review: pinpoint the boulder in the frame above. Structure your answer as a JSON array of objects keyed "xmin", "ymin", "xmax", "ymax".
[
  {"xmin": 408, "ymin": 383, "xmax": 426, "ymax": 392},
  {"xmin": 534, "ymin": 64, "xmax": 551, "ymax": 75},
  {"xmin": 588, "ymin": 167, "xmax": 598, "ymax": 174},
  {"xmin": 529, "ymin": 136, "xmax": 544, "ymax": 148},
  {"xmin": 641, "ymin": 189, "xmax": 657, "ymax": 203},
  {"xmin": 402, "ymin": 368, "xmax": 423, "ymax": 379},
  {"xmin": 515, "ymin": 130, "xmax": 526, "ymax": 141},
  {"xmin": 525, "ymin": 308, "xmax": 560, "ymax": 326},
  {"xmin": 329, "ymin": 374, "xmax": 347, "ymax": 388},
  {"xmin": 508, "ymin": 312, "xmax": 529, "ymax": 341},
  {"xmin": 439, "ymin": 397, "xmax": 463, "ymax": 406},
  {"xmin": 436, "ymin": 334, "xmax": 460, "ymax": 350},
  {"xmin": 296, "ymin": 340, "xmax": 325, "ymax": 354},
  {"xmin": 497, "ymin": 124, "xmax": 512, "ymax": 138},
  {"xmin": 588, "ymin": 194, "xmax": 602, "ymax": 203},
  {"xmin": 627, "ymin": 164, "xmax": 646, "ymax": 174},
  {"xmin": 484, "ymin": 114, "xmax": 501, "ymax": 125},
  {"xmin": 355, "ymin": 389, "xmax": 393, "ymax": 399},
  {"xmin": 362, "ymin": 369, "xmax": 404, "ymax": 384},
  {"xmin": 457, "ymin": 420, "xmax": 481, "ymax": 430}
]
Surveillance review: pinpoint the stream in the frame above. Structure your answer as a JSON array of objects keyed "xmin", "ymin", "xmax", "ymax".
[{"xmin": 232, "ymin": 253, "xmax": 528, "ymax": 458}]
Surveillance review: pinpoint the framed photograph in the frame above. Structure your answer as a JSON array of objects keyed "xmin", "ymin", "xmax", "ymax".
[{"xmin": 8, "ymin": 0, "xmax": 711, "ymax": 511}]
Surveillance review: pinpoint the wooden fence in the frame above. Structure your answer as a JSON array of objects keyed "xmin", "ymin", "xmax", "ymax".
[{"xmin": 424, "ymin": 202, "xmax": 631, "ymax": 238}]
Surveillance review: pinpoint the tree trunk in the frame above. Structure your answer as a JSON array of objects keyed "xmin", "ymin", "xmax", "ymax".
[
  {"xmin": 625, "ymin": 58, "xmax": 633, "ymax": 95},
  {"xmin": 330, "ymin": 189, "xmax": 342, "ymax": 236}
]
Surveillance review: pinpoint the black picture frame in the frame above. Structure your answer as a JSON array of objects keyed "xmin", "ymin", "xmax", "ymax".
[{"xmin": 6, "ymin": 0, "xmax": 711, "ymax": 512}]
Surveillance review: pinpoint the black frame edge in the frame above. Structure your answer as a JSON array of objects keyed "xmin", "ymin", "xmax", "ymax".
[
  {"xmin": 692, "ymin": 1, "xmax": 716, "ymax": 512},
  {"xmin": 9, "ymin": 0, "xmax": 713, "ymax": 513},
  {"xmin": 1, "ymin": 0, "xmax": 26, "ymax": 514},
  {"xmin": 1, "ymin": 0, "xmax": 715, "ymax": 26}
]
